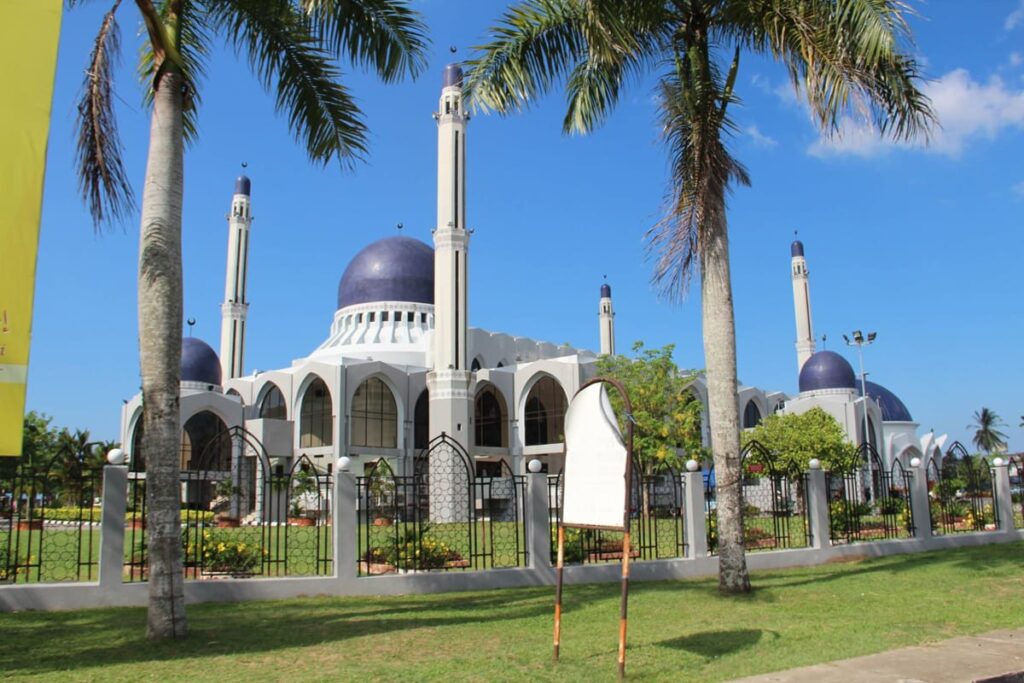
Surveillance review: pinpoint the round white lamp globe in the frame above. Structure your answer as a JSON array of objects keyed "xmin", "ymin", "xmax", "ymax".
[
  {"xmin": 910, "ymin": 457, "xmax": 921, "ymax": 468},
  {"xmin": 992, "ymin": 457, "xmax": 1004, "ymax": 467},
  {"xmin": 337, "ymin": 456, "xmax": 352, "ymax": 472},
  {"xmin": 808, "ymin": 458, "xmax": 821, "ymax": 470},
  {"xmin": 685, "ymin": 459, "xmax": 700, "ymax": 472},
  {"xmin": 106, "ymin": 448, "xmax": 125, "ymax": 466},
  {"xmin": 527, "ymin": 459, "xmax": 543, "ymax": 473}
]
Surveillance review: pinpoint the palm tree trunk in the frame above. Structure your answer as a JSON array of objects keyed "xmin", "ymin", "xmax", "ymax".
[
  {"xmin": 138, "ymin": 70, "xmax": 187, "ymax": 638},
  {"xmin": 701, "ymin": 221, "xmax": 751, "ymax": 594}
]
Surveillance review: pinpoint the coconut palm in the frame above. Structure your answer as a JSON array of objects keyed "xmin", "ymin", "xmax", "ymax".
[
  {"xmin": 70, "ymin": 0, "xmax": 427, "ymax": 637},
  {"xmin": 466, "ymin": 0, "xmax": 933, "ymax": 592},
  {"xmin": 968, "ymin": 408, "xmax": 1008, "ymax": 454}
]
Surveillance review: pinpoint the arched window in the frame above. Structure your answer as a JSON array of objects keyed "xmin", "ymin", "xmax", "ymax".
[
  {"xmin": 866, "ymin": 416, "xmax": 878, "ymax": 450},
  {"xmin": 226, "ymin": 388, "xmax": 243, "ymax": 405},
  {"xmin": 524, "ymin": 376, "xmax": 567, "ymax": 446},
  {"xmin": 351, "ymin": 377, "xmax": 398, "ymax": 448},
  {"xmin": 181, "ymin": 411, "xmax": 230, "ymax": 470},
  {"xmin": 742, "ymin": 400, "xmax": 762, "ymax": 429},
  {"xmin": 471, "ymin": 358, "xmax": 482, "ymax": 372},
  {"xmin": 130, "ymin": 418, "xmax": 145, "ymax": 472},
  {"xmin": 475, "ymin": 384, "xmax": 508, "ymax": 448},
  {"xmin": 300, "ymin": 377, "xmax": 333, "ymax": 448},
  {"xmin": 414, "ymin": 390, "xmax": 429, "ymax": 450},
  {"xmin": 259, "ymin": 383, "xmax": 287, "ymax": 420}
]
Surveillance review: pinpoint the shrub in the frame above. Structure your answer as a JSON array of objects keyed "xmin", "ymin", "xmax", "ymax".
[
  {"xmin": 878, "ymin": 497, "xmax": 905, "ymax": 516},
  {"xmin": 373, "ymin": 525, "xmax": 463, "ymax": 570},
  {"xmin": 185, "ymin": 530, "xmax": 262, "ymax": 575}
]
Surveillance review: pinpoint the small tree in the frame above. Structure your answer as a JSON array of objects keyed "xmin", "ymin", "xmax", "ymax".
[
  {"xmin": 742, "ymin": 408, "xmax": 858, "ymax": 478},
  {"xmin": 596, "ymin": 342, "xmax": 703, "ymax": 517}
]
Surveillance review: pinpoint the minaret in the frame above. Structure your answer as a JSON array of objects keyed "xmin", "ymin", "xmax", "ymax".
[
  {"xmin": 426, "ymin": 64, "xmax": 472, "ymax": 452},
  {"xmin": 791, "ymin": 238, "xmax": 815, "ymax": 373},
  {"xmin": 219, "ymin": 173, "xmax": 252, "ymax": 381},
  {"xmin": 599, "ymin": 281, "xmax": 615, "ymax": 355}
]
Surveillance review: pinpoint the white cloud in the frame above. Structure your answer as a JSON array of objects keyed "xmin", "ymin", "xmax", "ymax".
[
  {"xmin": 1007, "ymin": 0, "xmax": 1024, "ymax": 30},
  {"xmin": 1011, "ymin": 52, "xmax": 1024, "ymax": 67},
  {"xmin": 809, "ymin": 69, "xmax": 1024, "ymax": 158},
  {"xmin": 745, "ymin": 124, "xmax": 778, "ymax": 148}
]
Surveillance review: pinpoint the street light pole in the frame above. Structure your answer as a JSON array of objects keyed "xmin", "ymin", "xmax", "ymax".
[{"xmin": 843, "ymin": 330, "xmax": 876, "ymax": 501}]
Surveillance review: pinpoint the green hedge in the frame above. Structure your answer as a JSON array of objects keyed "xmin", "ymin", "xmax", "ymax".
[{"xmin": 35, "ymin": 508, "xmax": 215, "ymax": 525}]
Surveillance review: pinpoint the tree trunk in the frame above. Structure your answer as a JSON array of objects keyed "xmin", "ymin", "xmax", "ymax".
[
  {"xmin": 139, "ymin": 70, "xmax": 187, "ymax": 638},
  {"xmin": 701, "ymin": 222, "xmax": 751, "ymax": 594}
]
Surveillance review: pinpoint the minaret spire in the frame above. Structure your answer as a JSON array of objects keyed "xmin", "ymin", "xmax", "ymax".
[
  {"xmin": 219, "ymin": 169, "xmax": 252, "ymax": 381},
  {"xmin": 427, "ymin": 63, "xmax": 472, "ymax": 452},
  {"xmin": 791, "ymin": 234, "xmax": 815, "ymax": 373},
  {"xmin": 598, "ymin": 277, "xmax": 615, "ymax": 355}
]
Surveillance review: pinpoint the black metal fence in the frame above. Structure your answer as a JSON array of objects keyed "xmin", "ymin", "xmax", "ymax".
[
  {"xmin": 357, "ymin": 435, "xmax": 528, "ymax": 575},
  {"xmin": 705, "ymin": 442, "xmax": 811, "ymax": 554},
  {"xmin": 126, "ymin": 427, "xmax": 333, "ymax": 582},
  {"xmin": 547, "ymin": 463, "xmax": 686, "ymax": 565},
  {"xmin": 926, "ymin": 441, "xmax": 998, "ymax": 535},
  {"xmin": 0, "ymin": 446, "xmax": 102, "ymax": 584},
  {"xmin": 1011, "ymin": 455, "xmax": 1023, "ymax": 530},
  {"xmin": 827, "ymin": 444, "xmax": 914, "ymax": 544}
]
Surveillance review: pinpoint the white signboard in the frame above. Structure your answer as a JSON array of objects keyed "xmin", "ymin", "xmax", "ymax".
[{"xmin": 561, "ymin": 383, "xmax": 628, "ymax": 530}]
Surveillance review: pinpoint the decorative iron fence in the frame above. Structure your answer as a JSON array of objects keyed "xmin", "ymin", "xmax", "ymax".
[
  {"xmin": 1010, "ymin": 456, "xmax": 1023, "ymax": 530},
  {"xmin": 704, "ymin": 442, "xmax": 811, "ymax": 554},
  {"xmin": 547, "ymin": 464, "xmax": 686, "ymax": 565},
  {"xmin": 0, "ymin": 446, "xmax": 102, "ymax": 584},
  {"xmin": 926, "ymin": 442, "xmax": 998, "ymax": 535},
  {"xmin": 827, "ymin": 444, "xmax": 914, "ymax": 544},
  {"xmin": 125, "ymin": 427, "xmax": 333, "ymax": 582},
  {"xmin": 357, "ymin": 435, "xmax": 528, "ymax": 575}
]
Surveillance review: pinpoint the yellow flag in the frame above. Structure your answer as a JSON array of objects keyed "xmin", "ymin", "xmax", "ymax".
[{"xmin": 0, "ymin": 1, "xmax": 63, "ymax": 456}]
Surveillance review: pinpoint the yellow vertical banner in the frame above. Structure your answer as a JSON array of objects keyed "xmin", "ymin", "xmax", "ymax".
[{"xmin": 0, "ymin": 1, "xmax": 63, "ymax": 456}]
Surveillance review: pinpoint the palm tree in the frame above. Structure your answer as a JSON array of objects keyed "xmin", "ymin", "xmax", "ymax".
[
  {"xmin": 466, "ymin": 0, "xmax": 932, "ymax": 593},
  {"xmin": 968, "ymin": 408, "xmax": 1008, "ymax": 454},
  {"xmin": 70, "ymin": 0, "xmax": 428, "ymax": 637}
]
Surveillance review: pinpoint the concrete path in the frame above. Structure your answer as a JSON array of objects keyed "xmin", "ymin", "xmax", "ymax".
[{"xmin": 731, "ymin": 629, "xmax": 1024, "ymax": 683}]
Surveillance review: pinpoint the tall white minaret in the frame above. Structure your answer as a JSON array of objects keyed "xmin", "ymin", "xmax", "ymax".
[
  {"xmin": 791, "ymin": 238, "xmax": 815, "ymax": 373},
  {"xmin": 427, "ymin": 64, "xmax": 472, "ymax": 450},
  {"xmin": 219, "ymin": 173, "xmax": 252, "ymax": 381},
  {"xmin": 599, "ymin": 281, "xmax": 615, "ymax": 355}
]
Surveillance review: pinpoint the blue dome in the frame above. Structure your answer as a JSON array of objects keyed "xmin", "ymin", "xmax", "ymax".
[
  {"xmin": 337, "ymin": 236, "xmax": 434, "ymax": 309},
  {"xmin": 791, "ymin": 240, "xmax": 804, "ymax": 257},
  {"xmin": 181, "ymin": 338, "xmax": 222, "ymax": 386},
  {"xmin": 443, "ymin": 63, "xmax": 463, "ymax": 88},
  {"xmin": 235, "ymin": 175, "xmax": 250, "ymax": 196},
  {"xmin": 799, "ymin": 351, "xmax": 856, "ymax": 392},
  {"xmin": 600, "ymin": 283, "xmax": 611, "ymax": 298},
  {"xmin": 858, "ymin": 380, "xmax": 913, "ymax": 422}
]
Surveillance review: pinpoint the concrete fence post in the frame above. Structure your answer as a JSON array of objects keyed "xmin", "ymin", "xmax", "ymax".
[
  {"xmin": 335, "ymin": 471, "xmax": 356, "ymax": 582},
  {"xmin": 98, "ymin": 465, "xmax": 128, "ymax": 588},
  {"xmin": 909, "ymin": 463, "xmax": 932, "ymax": 540},
  {"xmin": 683, "ymin": 471, "xmax": 707, "ymax": 559},
  {"xmin": 526, "ymin": 473, "xmax": 551, "ymax": 570},
  {"xmin": 991, "ymin": 460, "xmax": 1015, "ymax": 533},
  {"xmin": 805, "ymin": 467, "xmax": 830, "ymax": 549}
]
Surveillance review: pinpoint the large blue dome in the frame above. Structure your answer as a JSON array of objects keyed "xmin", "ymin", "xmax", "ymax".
[
  {"xmin": 858, "ymin": 380, "xmax": 913, "ymax": 422},
  {"xmin": 798, "ymin": 351, "xmax": 856, "ymax": 393},
  {"xmin": 337, "ymin": 236, "xmax": 434, "ymax": 309},
  {"xmin": 181, "ymin": 337, "xmax": 222, "ymax": 385}
]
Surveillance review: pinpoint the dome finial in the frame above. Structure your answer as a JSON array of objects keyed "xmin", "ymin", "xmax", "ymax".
[{"xmin": 186, "ymin": 317, "xmax": 196, "ymax": 337}]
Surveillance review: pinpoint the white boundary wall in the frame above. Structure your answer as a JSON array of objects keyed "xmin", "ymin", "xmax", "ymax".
[{"xmin": 1, "ymin": 464, "xmax": 1020, "ymax": 612}]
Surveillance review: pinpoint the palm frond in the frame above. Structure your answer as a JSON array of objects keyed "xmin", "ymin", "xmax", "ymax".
[
  {"xmin": 75, "ymin": 0, "xmax": 134, "ymax": 229},
  {"xmin": 299, "ymin": 0, "xmax": 429, "ymax": 82},
  {"xmin": 210, "ymin": 0, "xmax": 368, "ymax": 165},
  {"xmin": 139, "ymin": 0, "xmax": 211, "ymax": 144},
  {"xmin": 719, "ymin": 0, "xmax": 935, "ymax": 142}
]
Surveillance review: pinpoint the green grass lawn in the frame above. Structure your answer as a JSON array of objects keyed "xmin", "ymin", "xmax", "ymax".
[{"xmin": 2, "ymin": 542, "xmax": 1023, "ymax": 682}]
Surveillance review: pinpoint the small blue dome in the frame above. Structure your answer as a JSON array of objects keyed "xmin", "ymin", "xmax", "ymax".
[
  {"xmin": 181, "ymin": 338, "xmax": 222, "ymax": 386},
  {"xmin": 443, "ymin": 63, "xmax": 463, "ymax": 88},
  {"xmin": 337, "ymin": 236, "xmax": 434, "ymax": 309},
  {"xmin": 235, "ymin": 175, "xmax": 251, "ymax": 196},
  {"xmin": 799, "ymin": 351, "xmax": 856, "ymax": 393},
  {"xmin": 791, "ymin": 240, "xmax": 804, "ymax": 257},
  {"xmin": 600, "ymin": 283, "xmax": 612, "ymax": 298},
  {"xmin": 858, "ymin": 380, "xmax": 913, "ymax": 422}
]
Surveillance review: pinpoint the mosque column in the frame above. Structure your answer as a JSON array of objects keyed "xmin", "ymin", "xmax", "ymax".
[
  {"xmin": 426, "ymin": 65, "xmax": 474, "ymax": 522},
  {"xmin": 598, "ymin": 282, "xmax": 615, "ymax": 356},
  {"xmin": 219, "ymin": 174, "xmax": 252, "ymax": 381},
  {"xmin": 791, "ymin": 239, "xmax": 815, "ymax": 375}
]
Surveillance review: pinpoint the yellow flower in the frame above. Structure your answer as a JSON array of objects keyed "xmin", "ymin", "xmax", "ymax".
[{"xmin": 217, "ymin": 543, "xmax": 226, "ymax": 552}]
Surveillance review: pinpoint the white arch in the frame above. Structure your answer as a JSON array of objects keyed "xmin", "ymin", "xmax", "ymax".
[{"xmin": 255, "ymin": 380, "xmax": 288, "ymax": 420}]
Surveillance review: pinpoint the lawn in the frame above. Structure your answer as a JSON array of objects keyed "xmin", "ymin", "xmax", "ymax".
[{"xmin": 2, "ymin": 542, "xmax": 1023, "ymax": 682}]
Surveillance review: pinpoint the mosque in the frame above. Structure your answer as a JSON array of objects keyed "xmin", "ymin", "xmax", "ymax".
[{"xmin": 118, "ymin": 63, "xmax": 945, "ymax": 501}]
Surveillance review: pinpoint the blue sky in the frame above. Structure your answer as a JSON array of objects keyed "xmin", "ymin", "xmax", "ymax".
[{"xmin": 27, "ymin": 1, "xmax": 1024, "ymax": 450}]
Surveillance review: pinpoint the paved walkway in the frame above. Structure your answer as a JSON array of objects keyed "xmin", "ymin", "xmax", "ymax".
[{"xmin": 731, "ymin": 629, "xmax": 1024, "ymax": 683}]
